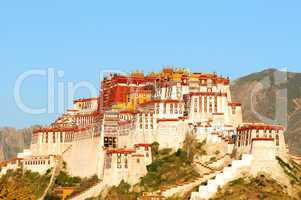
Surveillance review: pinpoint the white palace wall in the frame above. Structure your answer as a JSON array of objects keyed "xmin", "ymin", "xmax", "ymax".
[
  {"xmin": 62, "ymin": 135, "xmax": 102, "ymax": 178},
  {"xmin": 155, "ymin": 120, "xmax": 188, "ymax": 150}
]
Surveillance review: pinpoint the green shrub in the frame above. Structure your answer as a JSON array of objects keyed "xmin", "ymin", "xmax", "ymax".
[
  {"xmin": 210, "ymin": 156, "xmax": 217, "ymax": 162},
  {"xmin": 0, "ymin": 169, "xmax": 50, "ymax": 199},
  {"xmin": 55, "ymin": 171, "xmax": 81, "ymax": 187},
  {"xmin": 140, "ymin": 148, "xmax": 199, "ymax": 191},
  {"xmin": 105, "ymin": 180, "xmax": 139, "ymax": 200}
]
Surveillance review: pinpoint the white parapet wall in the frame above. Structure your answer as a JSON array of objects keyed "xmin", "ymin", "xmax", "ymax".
[
  {"xmin": 190, "ymin": 154, "xmax": 253, "ymax": 200},
  {"xmin": 62, "ymin": 136, "xmax": 103, "ymax": 178},
  {"xmin": 70, "ymin": 182, "xmax": 106, "ymax": 200}
]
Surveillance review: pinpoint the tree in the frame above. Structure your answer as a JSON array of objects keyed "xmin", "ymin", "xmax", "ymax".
[
  {"xmin": 151, "ymin": 142, "xmax": 160, "ymax": 160},
  {"xmin": 183, "ymin": 131, "xmax": 206, "ymax": 163}
]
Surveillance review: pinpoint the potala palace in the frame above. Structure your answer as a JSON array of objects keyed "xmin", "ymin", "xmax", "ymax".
[{"xmin": 0, "ymin": 68, "xmax": 291, "ymax": 199}]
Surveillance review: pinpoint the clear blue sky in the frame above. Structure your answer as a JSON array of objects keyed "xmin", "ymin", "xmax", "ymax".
[{"xmin": 0, "ymin": 0, "xmax": 300, "ymax": 128}]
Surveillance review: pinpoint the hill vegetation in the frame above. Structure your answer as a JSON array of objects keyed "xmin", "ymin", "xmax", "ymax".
[
  {"xmin": 46, "ymin": 170, "xmax": 100, "ymax": 199},
  {"xmin": 139, "ymin": 148, "xmax": 200, "ymax": 192},
  {"xmin": 210, "ymin": 157, "xmax": 301, "ymax": 200},
  {"xmin": 0, "ymin": 168, "xmax": 50, "ymax": 199},
  {"xmin": 276, "ymin": 157, "xmax": 301, "ymax": 198},
  {"xmin": 100, "ymin": 148, "xmax": 200, "ymax": 200},
  {"xmin": 94, "ymin": 140, "xmax": 205, "ymax": 200},
  {"xmin": 212, "ymin": 175, "xmax": 295, "ymax": 200}
]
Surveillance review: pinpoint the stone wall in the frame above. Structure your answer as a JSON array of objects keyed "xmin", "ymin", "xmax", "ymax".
[{"xmin": 62, "ymin": 135, "xmax": 102, "ymax": 178}]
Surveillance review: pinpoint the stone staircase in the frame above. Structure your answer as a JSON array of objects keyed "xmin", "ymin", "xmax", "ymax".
[
  {"xmin": 194, "ymin": 153, "xmax": 231, "ymax": 171},
  {"xmin": 38, "ymin": 156, "xmax": 63, "ymax": 200},
  {"xmin": 159, "ymin": 154, "xmax": 232, "ymax": 198},
  {"xmin": 38, "ymin": 145, "xmax": 73, "ymax": 200},
  {"xmin": 159, "ymin": 170, "xmax": 219, "ymax": 198},
  {"xmin": 69, "ymin": 181, "xmax": 105, "ymax": 200},
  {"xmin": 61, "ymin": 143, "xmax": 106, "ymax": 200},
  {"xmin": 190, "ymin": 154, "xmax": 253, "ymax": 200},
  {"xmin": 62, "ymin": 144, "xmax": 73, "ymax": 154}
]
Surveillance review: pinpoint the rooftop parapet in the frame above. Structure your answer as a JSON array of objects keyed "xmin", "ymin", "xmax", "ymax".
[{"xmin": 237, "ymin": 123, "xmax": 284, "ymax": 131}]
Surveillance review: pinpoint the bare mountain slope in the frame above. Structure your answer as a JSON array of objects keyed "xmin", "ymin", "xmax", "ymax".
[
  {"xmin": 231, "ymin": 68, "xmax": 301, "ymax": 155},
  {"xmin": 0, "ymin": 126, "xmax": 38, "ymax": 161}
]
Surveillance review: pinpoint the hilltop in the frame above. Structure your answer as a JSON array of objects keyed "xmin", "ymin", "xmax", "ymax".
[
  {"xmin": 0, "ymin": 67, "xmax": 300, "ymax": 200},
  {"xmin": 1, "ymin": 68, "xmax": 300, "ymax": 161}
]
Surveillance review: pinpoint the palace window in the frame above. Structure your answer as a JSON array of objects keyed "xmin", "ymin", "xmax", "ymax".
[
  {"xmin": 145, "ymin": 118, "xmax": 148, "ymax": 129},
  {"xmin": 139, "ymin": 115, "xmax": 143, "ymax": 129},
  {"xmin": 156, "ymin": 104, "xmax": 160, "ymax": 114},
  {"xmin": 214, "ymin": 96, "xmax": 218, "ymax": 113},
  {"xmin": 117, "ymin": 155, "xmax": 122, "ymax": 168},
  {"xmin": 163, "ymin": 103, "xmax": 167, "ymax": 114},
  {"xmin": 231, "ymin": 106, "xmax": 236, "ymax": 115},
  {"xmin": 170, "ymin": 104, "xmax": 173, "ymax": 114},
  {"xmin": 199, "ymin": 96, "xmax": 202, "ymax": 113},
  {"xmin": 249, "ymin": 132, "xmax": 252, "ymax": 144},
  {"xmin": 263, "ymin": 129, "xmax": 267, "ymax": 137},
  {"xmin": 175, "ymin": 104, "xmax": 178, "ymax": 114},
  {"xmin": 276, "ymin": 135, "xmax": 280, "ymax": 146},
  {"xmin": 194, "ymin": 98, "xmax": 198, "ymax": 113},
  {"xmin": 124, "ymin": 155, "xmax": 128, "ymax": 168},
  {"xmin": 150, "ymin": 117, "xmax": 154, "ymax": 129},
  {"xmin": 104, "ymin": 137, "xmax": 117, "ymax": 148},
  {"xmin": 204, "ymin": 97, "xmax": 207, "ymax": 113},
  {"xmin": 209, "ymin": 97, "xmax": 212, "ymax": 113},
  {"xmin": 46, "ymin": 133, "xmax": 48, "ymax": 143},
  {"xmin": 105, "ymin": 154, "xmax": 112, "ymax": 169}
]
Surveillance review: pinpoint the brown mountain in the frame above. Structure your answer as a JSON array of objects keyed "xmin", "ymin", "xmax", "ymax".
[
  {"xmin": 0, "ymin": 126, "xmax": 39, "ymax": 161},
  {"xmin": 231, "ymin": 68, "xmax": 301, "ymax": 155}
]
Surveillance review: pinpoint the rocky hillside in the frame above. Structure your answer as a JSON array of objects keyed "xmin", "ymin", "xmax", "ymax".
[
  {"xmin": 0, "ymin": 126, "xmax": 38, "ymax": 161},
  {"xmin": 212, "ymin": 176, "xmax": 295, "ymax": 200},
  {"xmin": 231, "ymin": 68, "xmax": 301, "ymax": 155}
]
